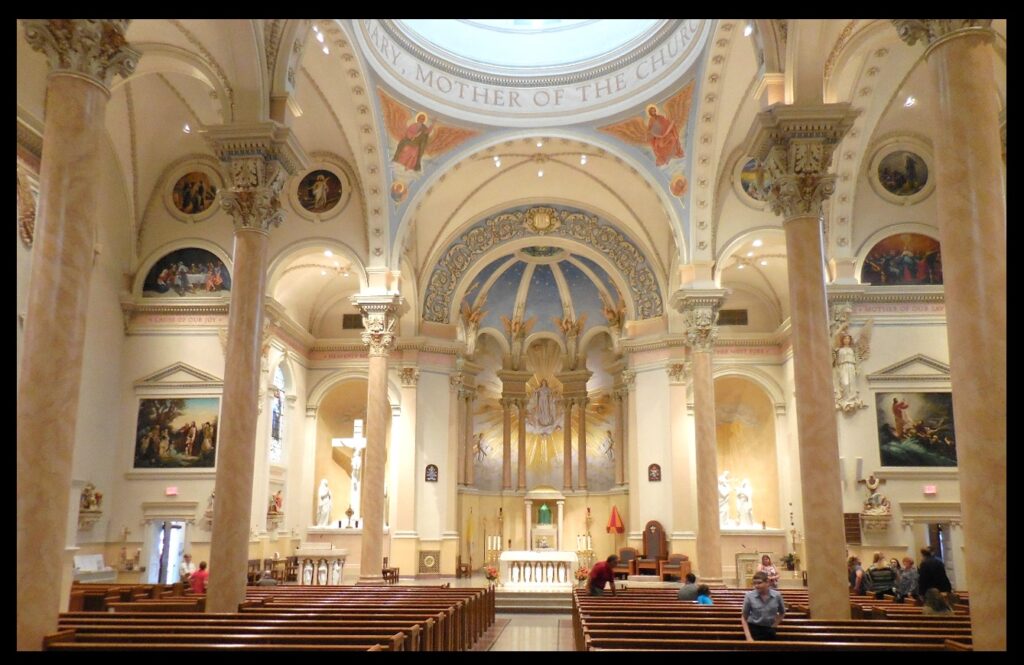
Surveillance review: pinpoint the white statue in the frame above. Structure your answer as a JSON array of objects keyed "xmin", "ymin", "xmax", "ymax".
[
  {"xmin": 531, "ymin": 379, "xmax": 557, "ymax": 428},
  {"xmin": 316, "ymin": 478, "xmax": 332, "ymax": 527},
  {"xmin": 718, "ymin": 471, "xmax": 733, "ymax": 527},
  {"xmin": 830, "ymin": 307, "xmax": 873, "ymax": 412},
  {"xmin": 736, "ymin": 478, "xmax": 754, "ymax": 527}
]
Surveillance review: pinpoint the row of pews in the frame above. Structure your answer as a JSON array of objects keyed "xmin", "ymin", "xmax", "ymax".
[
  {"xmin": 573, "ymin": 587, "xmax": 972, "ymax": 651},
  {"xmin": 46, "ymin": 583, "xmax": 495, "ymax": 651}
]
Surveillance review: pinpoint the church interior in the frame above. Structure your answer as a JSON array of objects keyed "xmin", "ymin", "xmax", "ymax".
[{"xmin": 17, "ymin": 19, "xmax": 1006, "ymax": 650}]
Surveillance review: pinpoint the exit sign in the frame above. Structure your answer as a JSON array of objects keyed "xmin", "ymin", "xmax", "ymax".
[
  {"xmin": 923, "ymin": 485, "xmax": 937, "ymax": 495},
  {"xmin": 166, "ymin": 486, "xmax": 178, "ymax": 496}
]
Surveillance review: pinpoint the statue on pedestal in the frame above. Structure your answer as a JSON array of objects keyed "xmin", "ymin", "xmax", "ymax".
[
  {"xmin": 736, "ymin": 478, "xmax": 754, "ymax": 527},
  {"xmin": 316, "ymin": 479, "xmax": 332, "ymax": 527},
  {"xmin": 718, "ymin": 471, "xmax": 734, "ymax": 527}
]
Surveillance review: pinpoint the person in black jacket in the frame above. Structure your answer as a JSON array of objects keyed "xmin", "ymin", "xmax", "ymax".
[{"xmin": 917, "ymin": 547, "xmax": 952, "ymax": 599}]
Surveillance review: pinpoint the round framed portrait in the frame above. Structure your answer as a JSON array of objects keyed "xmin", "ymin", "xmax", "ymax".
[
  {"xmin": 290, "ymin": 162, "xmax": 353, "ymax": 222},
  {"xmin": 164, "ymin": 163, "xmax": 223, "ymax": 223},
  {"xmin": 867, "ymin": 139, "xmax": 935, "ymax": 205},
  {"xmin": 733, "ymin": 157, "xmax": 771, "ymax": 209}
]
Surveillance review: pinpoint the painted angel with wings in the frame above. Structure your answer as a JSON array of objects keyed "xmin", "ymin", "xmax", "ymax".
[
  {"xmin": 380, "ymin": 91, "xmax": 478, "ymax": 173},
  {"xmin": 459, "ymin": 298, "xmax": 487, "ymax": 357},
  {"xmin": 500, "ymin": 314, "xmax": 536, "ymax": 371},
  {"xmin": 832, "ymin": 319, "xmax": 873, "ymax": 412},
  {"xmin": 599, "ymin": 81, "xmax": 694, "ymax": 167}
]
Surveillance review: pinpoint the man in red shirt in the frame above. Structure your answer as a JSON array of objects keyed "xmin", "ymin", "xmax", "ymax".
[
  {"xmin": 588, "ymin": 555, "xmax": 619, "ymax": 596},
  {"xmin": 190, "ymin": 560, "xmax": 209, "ymax": 594}
]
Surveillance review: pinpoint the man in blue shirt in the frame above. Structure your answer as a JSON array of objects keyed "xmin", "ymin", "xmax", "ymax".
[{"xmin": 742, "ymin": 571, "xmax": 786, "ymax": 641}]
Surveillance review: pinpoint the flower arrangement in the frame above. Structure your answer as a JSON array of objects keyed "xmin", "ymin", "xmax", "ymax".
[
  {"xmin": 780, "ymin": 552, "xmax": 799, "ymax": 570},
  {"xmin": 484, "ymin": 565, "xmax": 498, "ymax": 582},
  {"xmin": 575, "ymin": 565, "xmax": 590, "ymax": 581}
]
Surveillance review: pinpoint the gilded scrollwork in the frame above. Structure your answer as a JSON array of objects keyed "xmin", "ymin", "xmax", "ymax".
[
  {"xmin": 423, "ymin": 205, "xmax": 663, "ymax": 323},
  {"xmin": 23, "ymin": 19, "xmax": 139, "ymax": 89}
]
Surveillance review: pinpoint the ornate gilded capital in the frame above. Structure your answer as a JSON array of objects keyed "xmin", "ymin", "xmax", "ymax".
[
  {"xmin": 745, "ymin": 104, "xmax": 858, "ymax": 219},
  {"xmin": 399, "ymin": 367, "xmax": 420, "ymax": 387},
  {"xmin": 670, "ymin": 288, "xmax": 729, "ymax": 353},
  {"xmin": 449, "ymin": 372, "xmax": 464, "ymax": 390},
  {"xmin": 23, "ymin": 19, "xmax": 139, "ymax": 90},
  {"xmin": 893, "ymin": 19, "xmax": 994, "ymax": 53},
  {"xmin": 350, "ymin": 293, "xmax": 403, "ymax": 358},
  {"xmin": 459, "ymin": 386, "xmax": 476, "ymax": 401},
  {"xmin": 204, "ymin": 123, "xmax": 307, "ymax": 233},
  {"xmin": 620, "ymin": 369, "xmax": 636, "ymax": 392}
]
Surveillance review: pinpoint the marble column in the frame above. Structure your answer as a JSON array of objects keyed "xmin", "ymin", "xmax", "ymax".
[
  {"xmin": 671, "ymin": 292, "xmax": 727, "ymax": 582},
  {"xmin": 205, "ymin": 125, "xmax": 304, "ymax": 613},
  {"xmin": 17, "ymin": 22, "xmax": 138, "ymax": 649},
  {"xmin": 894, "ymin": 20, "xmax": 1005, "ymax": 650},
  {"xmin": 524, "ymin": 500, "xmax": 533, "ymax": 551},
  {"xmin": 562, "ymin": 398, "xmax": 574, "ymax": 490},
  {"xmin": 463, "ymin": 388, "xmax": 476, "ymax": 487},
  {"xmin": 577, "ymin": 398, "xmax": 589, "ymax": 490},
  {"xmin": 613, "ymin": 389, "xmax": 626, "ymax": 486},
  {"xmin": 351, "ymin": 295, "xmax": 403, "ymax": 583},
  {"xmin": 666, "ymin": 362, "xmax": 695, "ymax": 540},
  {"xmin": 455, "ymin": 382, "xmax": 466, "ymax": 486},
  {"xmin": 746, "ymin": 103, "xmax": 857, "ymax": 620},
  {"xmin": 517, "ymin": 399, "xmax": 528, "ymax": 490},
  {"xmin": 392, "ymin": 369, "xmax": 419, "ymax": 573},
  {"xmin": 501, "ymin": 399, "xmax": 512, "ymax": 490}
]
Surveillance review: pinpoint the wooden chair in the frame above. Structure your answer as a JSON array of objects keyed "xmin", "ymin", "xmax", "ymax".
[
  {"xmin": 636, "ymin": 521, "xmax": 668, "ymax": 575},
  {"xmin": 611, "ymin": 548, "xmax": 637, "ymax": 579},
  {"xmin": 454, "ymin": 555, "xmax": 470, "ymax": 579},
  {"xmin": 658, "ymin": 553, "xmax": 691, "ymax": 581}
]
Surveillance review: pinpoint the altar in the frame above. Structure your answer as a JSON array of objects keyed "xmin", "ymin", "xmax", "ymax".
[{"xmin": 498, "ymin": 550, "xmax": 578, "ymax": 592}]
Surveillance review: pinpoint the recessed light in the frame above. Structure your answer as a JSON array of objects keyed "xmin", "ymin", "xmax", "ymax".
[
  {"xmin": 324, "ymin": 250, "xmax": 333, "ymax": 257},
  {"xmin": 537, "ymin": 169, "xmax": 544, "ymax": 178},
  {"xmin": 759, "ymin": 259, "xmax": 768, "ymax": 266},
  {"xmin": 904, "ymin": 95, "xmax": 917, "ymax": 108},
  {"xmin": 743, "ymin": 23, "xmax": 753, "ymax": 37},
  {"xmin": 316, "ymin": 32, "xmax": 325, "ymax": 43},
  {"xmin": 580, "ymin": 155, "xmax": 587, "ymax": 165},
  {"xmin": 182, "ymin": 123, "xmax": 191, "ymax": 134},
  {"xmin": 320, "ymin": 270, "xmax": 326, "ymax": 276},
  {"xmin": 737, "ymin": 264, "xmax": 746, "ymax": 270},
  {"xmin": 752, "ymin": 239, "xmax": 763, "ymax": 248},
  {"xmin": 536, "ymin": 140, "xmax": 543, "ymax": 148},
  {"xmin": 322, "ymin": 45, "xmax": 329, "ymax": 55},
  {"xmin": 312, "ymin": 25, "xmax": 319, "ymax": 33},
  {"xmin": 495, "ymin": 160, "xmax": 501, "ymax": 168},
  {"xmin": 746, "ymin": 251, "xmax": 754, "ymax": 257}
]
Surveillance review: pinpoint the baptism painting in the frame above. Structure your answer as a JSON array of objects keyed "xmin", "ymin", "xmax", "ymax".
[
  {"xmin": 297, "ymin": 169, "xmax": 343, "ymax": 213},
  {"xmin": 133, "ymin": 397, "xmax": 219, "ymax": 469},
  {"xmin": 876, "ymin": 392, "xmax": 957, "ymax": 467},
  {"xmin": 877, "ymin": 150, "xmax": 928, "ymax": 196},
  {"xmin": 172, "ymin": 171, "xmax": 217, "ymax": 214},
  {"xmin": 142, "ymin": 248, "xmax": 231, "ymax": 297},
  {"xmin": 860, "ymin": 233, "xmax": 942, "ymax": 286}
]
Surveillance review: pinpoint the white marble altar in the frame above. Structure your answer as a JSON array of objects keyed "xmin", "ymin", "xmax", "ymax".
[
  {"xmin": 295, "ymin": 541, "xmax": 348, "ymax": 585},
  {"xmin": 499, "ymin": 550, "xmax": 578, "ymax": 592}
]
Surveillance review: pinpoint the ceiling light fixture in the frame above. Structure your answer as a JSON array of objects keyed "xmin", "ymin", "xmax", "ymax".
[
  {"xmin": 744, "ymin": 23, "xmax": 753, "ymax": 37},
  {"xmin": 737, "ymin": 264, "xmax": 746, "ymax": 270},
  {"xmin": 312, "ymin": 25, "xmax": 319, "ymax": 33},
  {"xmin": 904, "ymin": 95, "xmax": 917, "ymax": 108},
  {"xmin": 752, "ymin": 239, "xmax": 763, "ymax": 247},
  {"xmin": 182, "ymin": 123, "xmax": 191, "ymax": 134},
  {"xmin": 536, "ymin": 140, "xmax": 543, "ymax": 148},
  {"xmin": 746, "ymin": 251, "xmax": 754, "ymax": 257},
  {"xmin": 759, "ymin": 259, "xmax": 768, "ymax": 266},
  {"xmin": 320, "ymin": 270, "xmax": 326, "ymax": 276},
  {"xmin": 324, "ymin": 250, "xmax": 333, "ymax": 257},
  {"xmin": 494, "ymin": 159, "xmax": 501, "ymax": 168},
  {"xmin": 322, "ymin": 45, "xmax": 330, "ymax": 55},
  {"xmin": 537, "ymin": 169, "xmax": 544, "ymax": 177},
  {"xmin": 580, "ymin": 155, "xmax": 587, "ymax": 165}
]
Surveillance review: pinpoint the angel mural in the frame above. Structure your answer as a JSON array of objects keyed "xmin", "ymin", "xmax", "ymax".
[
  {"xmin": 500, "ymin": 314, "xmax": 536, "ymax": 371},
  {"xmin": 554, "ymin": 314, "xmax": 586, "ymax": 370},
  {"xmin": 379, "ymin": 90, "xmax": 478, "ymax": 175},
  {"xmin": 459, "ymin": 299, "xmax": 488, "ymax": 357},
  {"xmin": 831, "ymin": 310, "xmax": 873, "ymax": 412},
  {"xmin": 599, "ymin": 81, "xmax": 694, "ymax": 167}
]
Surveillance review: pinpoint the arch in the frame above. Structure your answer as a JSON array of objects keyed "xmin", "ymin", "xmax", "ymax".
[
  {"xmin": 115, "ymin": 42, "xmax": 231, "ymax": 123},
  {"xmin": 476, "ymin": 328, "xmax": 510, "ymax": 358},
  {"xmin": 712, "ymin": 366, "xmax": 786, "ymax": 411},
  {"xmin": 307, "ymin": 370, "xmax": 402, "ymax": 412},
  {"xmin": 578, "ymin": 326, "xmax": 616, "ymax": 357},
  {"xmin": 524, "ymin": 331, "xmax": 566, "ymax": 357},
  {"xmin": 267, "ymin": 237, "xmax": 369, "ymax": 293},
  {"xmin": 824, "ymin": 20, "xmax": 898, "ymax": 104},
  {"xmin": 391, "ymin": 127, "xmax": 688, "ymax": 271},
  {"xmin": 268, "ymin": 20, "xmax": 312, "ymax": 100},
  {"xmin": 714, "ymin": 226, "xmax": 787, "ymax": 285},
  {"xmin": 133, "ymin": 238, "xmax": 232, "ymax": 297}
]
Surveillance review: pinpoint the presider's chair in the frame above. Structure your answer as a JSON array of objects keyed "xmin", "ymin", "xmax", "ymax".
[{"xmin": 612, "ymin": 547, "xmax": 637, "ymax": 579}]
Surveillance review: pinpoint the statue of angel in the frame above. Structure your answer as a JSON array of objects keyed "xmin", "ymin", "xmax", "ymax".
[
  {"xmin": 832, "ymin": 319, "xmax": 873, "ymax": 412},
  {"xmin": 380, "ymin": 91, "xmax": 478, "ymax": 173},
  {"xmin": 599, "ymin": 82, "xmax": 694, "ymax": 167}
]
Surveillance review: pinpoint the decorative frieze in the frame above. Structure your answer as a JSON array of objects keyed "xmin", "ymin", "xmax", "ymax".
[{"xmin": 23, "ymin": 19, "xmax": 139, "ymax": 89}]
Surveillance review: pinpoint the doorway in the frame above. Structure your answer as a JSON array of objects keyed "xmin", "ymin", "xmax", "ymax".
[
  {"xmin": 147, "ymin": 520, "xmax": 186, "ymax": 584},
  {"xmin": 925, "ymin": 522, "xmax": 956, "ymax": 587}
]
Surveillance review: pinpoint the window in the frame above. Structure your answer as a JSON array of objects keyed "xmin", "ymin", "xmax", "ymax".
[
  {"xmin": 269, "ymin": 366, "xmax": 285, "ymax": 464},
  {"xmin": 342, "ymin": 314, "xmax": 364, "ymax": 329},
  {"xmin": 718, "ymin": 309, "xmax": 748, "ymax": 326}
]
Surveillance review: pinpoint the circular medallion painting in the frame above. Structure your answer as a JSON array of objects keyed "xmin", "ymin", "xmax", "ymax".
[
  {"xmin": 739, "ymin": 159, "xmax": 769, "ymax": 202},
  {"xmin": 172, "ymin": 172, "xmax": 218, "ymax": 215},
  {"xmin": 877, "ymin": 150, "xmax": 928, "ymax": 197},
  {"xmin": 298, "ymin": 169, "xmax": 343, "ymax": 213}
]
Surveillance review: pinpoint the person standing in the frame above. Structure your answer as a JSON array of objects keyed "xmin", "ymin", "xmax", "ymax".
[
  {"xmin": 757, "ymin": 554, "xmax": 780, "ymax": 588},
  {"xmin": 588, "ymin": 555, "xmax": 618, "ymax": 596},
  {"xmin": 918, "ymin": 547, "xmax": 952, "ymax": 598},
  {"xmin": 178, "ymin": 553, "xmax": 196, "ymax": 584},
  {"xmin": 895, "ymin": 556, "xmax": 919, "ymax": 603},
  {"xmin": 848, "ymin": 556, "xmax": 867, "ymax": 595},
  {"xmin": 742, "ymin": 571, "xmax": 786, "ymax": 641},
  {"xmin": 190, "ymin": 561, "xmax": 209, "ymax": 593}
]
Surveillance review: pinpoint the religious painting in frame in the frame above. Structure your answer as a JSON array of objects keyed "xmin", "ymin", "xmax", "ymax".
[
  {"xmin": 875, "ymin": 392, "xmax": 957, "ymax": 467},
  {"xmin": 425, "ymin": 464, "xmax": 439, "ymax": 482},
  {"xmin": 297, "ymin": 169, "xmax": 343, "ymax": 214},
  {"xmin": 133, "ymin": 397, "xmax": 220, "ymax": 469},
  {"xmin": 877, "ymin": 150, "xmax": 928, "ymax": 197},
  {"xmin": 860, "ymin": 233, "xmax": 942, "ymax": 286},
  {"xmin": 648, "ymin": 463, "xmax": 662, "ymax": 482},
  {"xmin": 142, "ymin": 247, "xmax": 232, "ymax": 297},
  {"xmin": 172, "ymin": 171, "xmax": 218, "ymax": 215}
]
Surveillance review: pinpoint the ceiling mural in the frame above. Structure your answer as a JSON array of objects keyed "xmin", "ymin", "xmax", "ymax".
[
  {"xmin": 423, "ymin": 205, "xmax": 663, "ymax": 325},
  {"xmin": 599, "ymin": 80, "xmax": 694, "ymax": 168}
]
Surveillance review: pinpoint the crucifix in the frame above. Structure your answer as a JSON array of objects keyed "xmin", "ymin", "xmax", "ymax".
[
  {"xmin": 332, "ymin": 419, "xmax": 367, "ymax": 528},
  {"xmin": 857, "ymin": 473, "xmax": 886, "ymax": 495}
]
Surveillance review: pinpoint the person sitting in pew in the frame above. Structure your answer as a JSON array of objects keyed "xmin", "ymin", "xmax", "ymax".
[
  {"xmin": 922, "ymin": 587, "xmax": 954, "ymax": 616},
  {"xmin": 694, "ymin": 584, "xmax": 713, "ymax": 605},
  {"xmin": 256, "ymin": 570, "xmax": 279, "ymax": 586},
  {"xmin": 677, "ymin": 572, "xmax": 699, "ymax": 600}
]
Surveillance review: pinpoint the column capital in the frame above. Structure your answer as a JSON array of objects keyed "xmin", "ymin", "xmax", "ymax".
[
  {"xmin": 672, "ymin": 288, "xmax": 729, "ymax": 353},
  {"xmin": 449, "ymin": 371, "xmax": 464, "ymax": 391},
  {"xmin": 619, "ymin": 369, "xmax": 636, "ymax": 392},
  {"xmin": 459, "ymin": 386, "xmax": 476, "ymax": 401},
  {"xmin": 350, "ymin": 293, "xmax": 404, "ymax": 357},
  {"xmin": 204, "ymin": 123, "xmax": 307, "ymax": 233},
  {"xmin": 744, "ymin": 103, "xmax": 859, "ymax": 219},
  {"xmin": 893, "ymin": 20, "xmax": 994, "ymax": 55},
  {"xmin": 23, "ymin": 19, "xmax": 139, "ymax": 91},
  {"xmin": 399, "ymin": 367, "xmax": 419, "ymax": 387},
  {"xmin": 666, "ymin": 362, "xmax": 689, "ymax": 385}
]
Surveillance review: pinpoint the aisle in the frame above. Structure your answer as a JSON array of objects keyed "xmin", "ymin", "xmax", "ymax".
[{"xmin": 476, "ymin": 613, "xmax": 574, "ymax": 651}]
